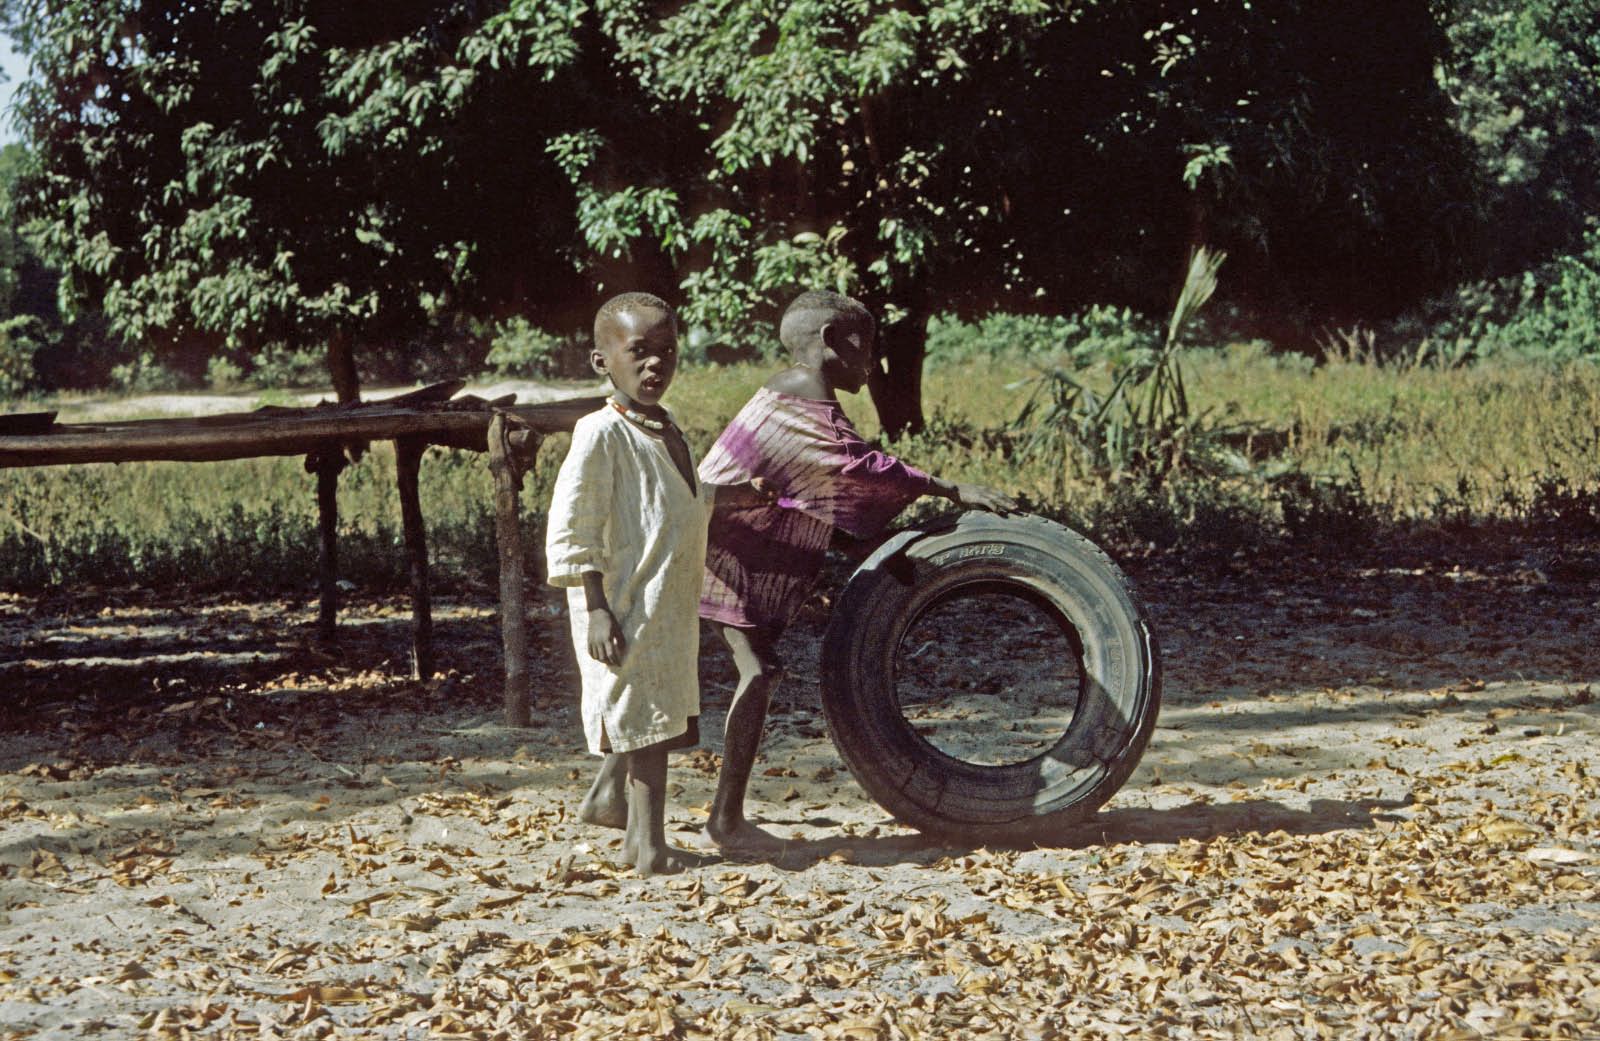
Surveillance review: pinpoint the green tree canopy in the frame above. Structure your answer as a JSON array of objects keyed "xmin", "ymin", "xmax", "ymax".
[
  {"xmin": 1441, "ymin": 0, "xmax": 1600, "ymax": 275},
  {"xmin": 4, "ymin": 1, "xmax": 1497, "ymax": 430},
  {"xmin": 0, "ymin": 140, "xmax": 116, "ymax": 396},
  {"xmin": 562, "ymin": 0, "xmax": 1475, "ymax": 431},
  {"xmin": 1, "ymin": 0, "xmax": 658, "ymax": 398}
]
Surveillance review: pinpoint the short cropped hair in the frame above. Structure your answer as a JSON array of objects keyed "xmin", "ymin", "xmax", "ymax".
[
  {"xmin": 595, "ymin": 291, "xmax": 676, "ymax": 344},
  {"xmin": 779, "ymin": 290, "xmax": 872, "ymax": 353}
]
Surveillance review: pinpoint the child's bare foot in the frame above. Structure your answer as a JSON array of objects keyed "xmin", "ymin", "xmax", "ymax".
[
  {"xmin": 578, "ymin": 787, "xmax": 627, "ymax": 830},
  {"xmin": 705, "ymin": 817, "xmax": 790, "ymax": 853},
  {"xmin": 622, "ymin": 838, "xmax": 706, "ymax": 876},
  {"xmin": 579, "ymin": 754, "xmax": 627, "ymax": 829}
]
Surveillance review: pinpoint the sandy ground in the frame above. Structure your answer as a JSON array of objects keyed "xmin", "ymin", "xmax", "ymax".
[{"xmin": 1, "ymin": 539, "xmax": 1597, "ymax": 1039}]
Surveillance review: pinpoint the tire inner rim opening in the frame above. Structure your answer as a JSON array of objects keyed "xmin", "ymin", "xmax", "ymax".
[{"xmin": 892, "ymin": 580, "xmax": 1086, "ymax": 768}]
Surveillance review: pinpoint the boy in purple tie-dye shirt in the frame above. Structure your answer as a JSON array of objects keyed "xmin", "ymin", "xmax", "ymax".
[{"xmin": 697, "ymin": 290, "xmax": 1017, "ymax": 852}]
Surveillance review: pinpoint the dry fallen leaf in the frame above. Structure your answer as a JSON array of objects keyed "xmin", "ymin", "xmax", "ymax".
[
  {"xmin": 1525, "ymin": 847, "xmax": 1588, "ymax": 865},
  {"xmin": 1461, "ymin": 816, "xmax": 1541, "ymax": 846},
  {"xmin": 276, "ymin": 984, "xmax": 372, "ymax": 1005},
  {"xmin": 384, "ymin": 913, "xmax": 439, "ymax": 932}
]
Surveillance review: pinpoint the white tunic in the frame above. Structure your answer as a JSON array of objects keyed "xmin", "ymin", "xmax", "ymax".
[{"xmin": 545, "ymin": 406, "xmax": 713, "ymax": 754}]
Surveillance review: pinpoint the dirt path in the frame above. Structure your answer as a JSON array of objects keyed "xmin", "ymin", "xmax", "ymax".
[{"xmin": 1, "ymin": 545, "xmax": 1596, "ymax": 1039}]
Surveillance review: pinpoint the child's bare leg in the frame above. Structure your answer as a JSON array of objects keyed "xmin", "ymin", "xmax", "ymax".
[
  {"xmin": 578, "ymin": 753, "xmax": 627, "ymax": 830},
  {"xmin": 706, "ymin": 625, "xmax": 788, "ymax": 851},
  {"xmin": 620, "ymin": 742, "xmax": 698, "ymax": 876}
]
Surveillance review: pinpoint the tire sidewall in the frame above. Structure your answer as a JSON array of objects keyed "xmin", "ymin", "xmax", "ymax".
[{"xmin": 821, "ymin": 513, "xmax": 1161, "ymax": 842}]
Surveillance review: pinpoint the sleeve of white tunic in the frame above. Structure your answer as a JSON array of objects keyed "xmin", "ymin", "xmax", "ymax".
[
  {"xmin": 545, "ymin": 409, "xmax": 710, "ymax": 755},
  {"xmin": 546, "ymin": 412, "xmax": 614, "ymax": 587}
]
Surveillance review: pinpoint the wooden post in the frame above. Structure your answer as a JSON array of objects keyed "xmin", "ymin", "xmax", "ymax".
[
  {"xmin": 307, "ymin": 445, "xmax": 346, "ymax": 645},
  {"xmin": 395, "ymin": 436, "xmax": 434, "ymax": 682},
  {"xmin": 488, "ymin": 412, "xmax": 538, "ymax": 726}
]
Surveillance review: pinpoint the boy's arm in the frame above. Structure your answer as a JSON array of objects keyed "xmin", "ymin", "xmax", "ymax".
[
  {"xmin": 545, "ymin": 419, "xmax": 628, "ymax": 665},
  {"xmin": 581, "ymin": 571, "xmax": 626, "ymax": 665},
  {"xmin": 545, "ymin": 419, "xmax": 614, "ymax": 587},
  {"xmin": 708, "ymin": 476, "xmax": 780, "ymax": 511},
  {"xmin": 820, "ymin": 409, "xmax": 1019, "ymax": 533},
  {"xmin": 832, "ymin": 423, "xmax": 1018, "ymax": 514}
]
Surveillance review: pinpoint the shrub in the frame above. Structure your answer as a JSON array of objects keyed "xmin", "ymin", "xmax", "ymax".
[
  {"xmin": 0, "ymin": 314, "xmax": 42, "ymax": 401},
  {"xmin": 925, "ymin": 306, "xmax": 1157, "ymax": 366},
  {"xmin": 109, "ymin": 351, "xmax": 187, "ymax": 393},
  {"xmin": 1492, "ymin": 228, "xmax": 1600, "ymax": 360},
  {"xmin": 1273, "ymin": 469, "xmax": 1381, "ymax": 546},
  {"xmin": 1405, "ymin": 227, "xmax": 1600, "ymax": 365},
  {"xmin": 206, "ymin": 355, "xmax": 246, "ymax": 391},
  {"xmin": 1522, "ymin": 473, "xmax": 1600, "ymax": 534},
  {"xmin": 249, "ymin": 344, "xmax": 329, "ymax": 389},
  {"xmin": 484, "ymin": 317, "xmax": 592, "ymax": 379},
  {"xmin": 1074, "ymin": 475, "xmax": 1278, "ymax": 557}
]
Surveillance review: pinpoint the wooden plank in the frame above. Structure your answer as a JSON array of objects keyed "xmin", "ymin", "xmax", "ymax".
[
  {"xmin": 0, "ymin": 411, "xmax": 483, "ymax": 467},
  {"xmin": 0, "ymin": 396, "xmax": 605, "ymax": 469},
  {"xmin": 502, "ymin": 396, "xmax": 606, "ymax": 436}
]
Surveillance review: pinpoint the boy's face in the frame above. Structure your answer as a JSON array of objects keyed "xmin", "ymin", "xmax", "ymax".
[
  {"xmin": 820, "ymin": 314, "xmax": 875, "ymax": 394},
  {"xmin": 592, "ymin": 307, "xmax": 678, "ymax": 408}
]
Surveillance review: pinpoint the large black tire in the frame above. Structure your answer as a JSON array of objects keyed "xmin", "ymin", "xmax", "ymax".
[{"xmin": 820, "ymin": 512, "xmax": 1160, "ymax": 843}]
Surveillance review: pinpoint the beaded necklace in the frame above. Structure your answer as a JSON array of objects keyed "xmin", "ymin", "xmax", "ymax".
[
  {"xmin": 607, "ymin": 396, "xmax": 668, "ymax": 432},
  {"xmin": 608, "ymin": 396, "xmax": 697, "ymax": 492}
]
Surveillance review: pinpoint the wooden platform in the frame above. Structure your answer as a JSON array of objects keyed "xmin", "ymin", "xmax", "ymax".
[
  {"xmin": 1, "ymin": 383, "xmax": 607, "ymax": 725},
  {"xmin": 0, "ymin": 392, "xmax": 602, "ymax": 467}
]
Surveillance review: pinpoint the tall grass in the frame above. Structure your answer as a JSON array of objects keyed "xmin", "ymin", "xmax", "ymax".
[
  {"xmin": 0, "ymin": 440, "xmax": 565, "ymax": 592},
  {"xmin": 3, "ymin": 345, "xmax": 1598, "ymax": 592},
  {"xmin": 897, "ymin": 347, "xmax": 1600, "ymax": 549},
  {"xmin": 1182, "ymin": 346, "xmax": 1600, "ymax": 517}
]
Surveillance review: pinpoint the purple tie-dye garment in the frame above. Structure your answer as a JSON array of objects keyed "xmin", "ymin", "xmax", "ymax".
[{"xmin": 699, "ymin": 387, "xmax": 932, "ymax": 630}]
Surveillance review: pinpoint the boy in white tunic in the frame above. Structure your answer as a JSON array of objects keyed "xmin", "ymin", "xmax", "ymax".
[{"xmin": 545, "ymin": 292, "xmax": 767, "ymax": 875}]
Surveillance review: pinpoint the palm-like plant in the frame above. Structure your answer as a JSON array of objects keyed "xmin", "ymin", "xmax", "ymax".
[{"xmin": 1015, "ymin": 246, "xmax": 1232, "ymax": 497}]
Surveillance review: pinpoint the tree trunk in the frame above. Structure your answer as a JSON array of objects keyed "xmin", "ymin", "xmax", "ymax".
[
  {"xmin": 327, "ymin": 330, "xmax": 360, "ymax": 404},
  {"xmin": 866, "ymin": 301, "xmax": 930, "ymax": 439}
]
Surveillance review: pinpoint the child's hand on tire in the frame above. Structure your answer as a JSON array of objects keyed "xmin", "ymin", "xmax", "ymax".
[{"xmin": 954, "ymin": 483, "xmax": 1018, "ymax": 515}]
